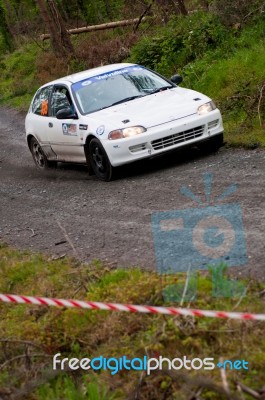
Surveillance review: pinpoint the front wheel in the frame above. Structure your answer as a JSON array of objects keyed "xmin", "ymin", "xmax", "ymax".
[
  {"xmin": 89, "ymin": 138, "xmax": 113, "ymax": 181},
  {"xmin": 30, "ymin": 137, "xmax": 57, "ymax": 170}
]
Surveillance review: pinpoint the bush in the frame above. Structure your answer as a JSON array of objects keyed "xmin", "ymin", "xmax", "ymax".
[
  {"xmin": 128, "ymin": 11, "xmax": 230, "ymax": 76},
  {"xmin": 210, "ymin": 0, "xmax": 265, "ymax": 26}
]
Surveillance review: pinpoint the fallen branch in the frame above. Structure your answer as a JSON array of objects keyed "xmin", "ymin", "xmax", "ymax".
[
  {"xmin": 56, "ymin": 220, "xmax": 78, "ymax": 258},
  {"xmin": 56, "ymin": 220, "xmax": 88, "ymax": 291},
  {"xmin": 134, "ymin": 1, "xmax": 154, "ymax": 32},
  {"xmin": 0, "ymin": 354, "xmax": 51, "ymax": 371},
  {"xmin": 0, "ymin": 339, "xmax": 43, "ymax": 349},
  {"xmin": 40, "ymin": 17, "xmax": 148, "ymax": 40},
  {"xmin": 219, "ymin": 358, "xmax": 230, "ymax": 396},
  {"xmin": 257, "ymin": 82, "xmax": 265, "ymax": 127},
  {"xmin": 242, "ymin": 2, "xmax": 265, "ymax": 24},
  {"xmin": 165, "ymin": 369, "xmax": 240, "ymax": 400},
  {"xmin": 235, "ymin": 382, "xmax": 262, "ymax": 399},
  {"xmin": 6, "ymin": 367, "xmax": 68, "ymax": 400}
]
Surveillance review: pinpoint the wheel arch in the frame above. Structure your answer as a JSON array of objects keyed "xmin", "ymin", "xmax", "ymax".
[
  {"xmin": 84, "ymin": 134, "xmax": 97, "ymax": 160},
  {"xmin": 26, "ymin": 134, "xmax": 35, "ymax": 149},
  {"xmin": 84, "ymin": 134, "xmax": 98, "ymax": 174},
  {"xmin": 85, "ymin": 135, "xmax": 113, "ymax": 181}
]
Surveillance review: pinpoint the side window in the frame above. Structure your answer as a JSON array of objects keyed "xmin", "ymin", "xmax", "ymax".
[
  {"xmin": 51, "ymin": 86, "xmax": 74, "ymax": 117},
  {"xmin": 32, "ymin": 86, "xmax": 53, "ymax": 116}
]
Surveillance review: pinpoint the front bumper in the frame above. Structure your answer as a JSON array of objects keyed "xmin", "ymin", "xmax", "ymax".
[{"xmin": 103, "ymin": 109, "xmax": 224, "ymax": 167}]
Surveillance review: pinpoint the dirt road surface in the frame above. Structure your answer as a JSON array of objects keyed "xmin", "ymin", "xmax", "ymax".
[{"xmin": 0, "ymin": 106, "xmax": 264, "ymax": 279}]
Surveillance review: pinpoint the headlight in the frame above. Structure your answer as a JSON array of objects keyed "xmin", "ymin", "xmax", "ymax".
[
  {"xmin": 108, "ymin": 126, "xmax": 146, "ymax": 140},
  {"xmin": 197, "ymin": 101, "xmax": 216, "ymax": 115}
]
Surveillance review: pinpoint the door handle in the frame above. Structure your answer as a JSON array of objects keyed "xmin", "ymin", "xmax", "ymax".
[{"xmin": 48, "ymin": 122, "xmax": 53, "ymax": 128}]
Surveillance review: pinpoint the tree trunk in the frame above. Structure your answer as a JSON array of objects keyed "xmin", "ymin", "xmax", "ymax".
[
  {"xmin": 176, "ymin": 0, "xmax": 188, "ymax": 15},
  {"xmin": 103, "ymin": 0, "xmax": 112, "ymax": 19},
  {"xmin": 36, "ymin": 0, "xmax": 74, "ymax": 56},
  {"xmin": 47, "ymin": 0, "xmax": 74, "ymax": 53},
  {"xmin": 0, "ymin": 2, "xmax": 14, "ymax": 51}
]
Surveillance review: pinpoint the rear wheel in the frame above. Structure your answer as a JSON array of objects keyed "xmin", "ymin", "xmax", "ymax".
[
  {"xmin": 30, "ymin": 137, "xmax": 57, "ymax": 170},
  {"xmin": 89, "ymin": 138, "xmax": 113, "ymax": 181}
]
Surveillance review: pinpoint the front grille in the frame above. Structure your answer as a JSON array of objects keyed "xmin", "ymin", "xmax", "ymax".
[
  {"xmin": 151, "ymin": 125, "xmax": 205, "ymax": 151},
  {"xmin": 129, "ymin": 143, "xmax": 147, "ymax": 153}
]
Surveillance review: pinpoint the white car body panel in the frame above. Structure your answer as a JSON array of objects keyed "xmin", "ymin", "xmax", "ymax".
[
  {"xmin": 25, "ymin": 63, "xmax": 224, "ymax": 173},
  {"xmin": 92, "ymin": 87, "xmax": 209, "ymax": 129}
]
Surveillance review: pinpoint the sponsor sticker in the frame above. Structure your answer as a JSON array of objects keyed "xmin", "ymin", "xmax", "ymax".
[
  {"xmin": 62, "ymin": 123, "xmax": 77, "ymax": 136},
  {"xmin": 41, "ymin": 100, "xmax": 48, "ymax": 116},
  {"xmin": 81, "ymin": 80, "xmax": 92, "ymax": 86},
  {"xmin": 96, "ymin": 125, "xmax": 105, "ymax": 135},
  {"xmin": 79, "ymin": 124, "xmax": 88, "ymax": 130}
]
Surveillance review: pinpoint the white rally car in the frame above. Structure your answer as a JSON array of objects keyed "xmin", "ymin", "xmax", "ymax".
[{"xmin": 25, "ymin": 63, "xmax": 224, "ymax": 181}]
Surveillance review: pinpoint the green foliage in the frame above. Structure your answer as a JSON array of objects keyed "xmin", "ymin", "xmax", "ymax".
[
  {"xmin": 1, "ymin": 244, "xmax": 265, "ymax": 398},
  {"xmin": 0, "ymin": 3, "xmax": 14, "ymax": 52},
  {"xmin": 37, "ymin": 375, "xmax": 117, "ymax": 400},
  {"xmin": 0, "ymin": 41, "xmax": 40, "ymax": 109},
  {"xmin": 210, "ymin": 0, "xmax": 265, "ymax": 26},
  {"xmin": 129, "ymin": 12, "xmax": 265, "ymax": 148},
  {"xmin": 128, "ymin": 12, "xmax": 230, "ymax": 76},
  {"xmin": 59, "ymin": 0, "xmax": 125, "ymax": 25},
  {"xmin": 181, "ymin": 23, "xmax": 265, "ymax": 147},
  {"xmin": 84, "ymin": 0, "xmax": 124, "ymax": 24}
]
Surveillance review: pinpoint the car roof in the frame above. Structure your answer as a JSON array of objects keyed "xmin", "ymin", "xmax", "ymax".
[{"xmin": 43, "ymin": 63, "xmax": 137, "ymax": 88}]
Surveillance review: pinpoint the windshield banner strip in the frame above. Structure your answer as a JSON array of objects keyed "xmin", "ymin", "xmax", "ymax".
[{"xmin": 72, "ymin": 65, "xmax": 143, "ymax": 91}]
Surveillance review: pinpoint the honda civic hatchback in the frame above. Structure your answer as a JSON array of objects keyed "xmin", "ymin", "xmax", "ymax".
[{"xmin": 25, "ymin": 63, "xmax": 224, "ymax": 181}]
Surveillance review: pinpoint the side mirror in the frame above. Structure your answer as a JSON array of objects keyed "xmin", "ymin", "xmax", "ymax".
[
  {"xmin": 170, "ymin": 74, "xmax": 183, "ymax": 85},
  {"xmin": 56, "ymin": 107, "xmax": 78, "ymax": 120}
]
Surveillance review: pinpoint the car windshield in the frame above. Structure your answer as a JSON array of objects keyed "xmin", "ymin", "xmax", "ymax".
[{"xmin": 71, "ymin": 65, "xmax": 174, "ymax": 115}]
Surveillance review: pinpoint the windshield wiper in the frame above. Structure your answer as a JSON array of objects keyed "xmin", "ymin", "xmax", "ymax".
[
  {"xmin": 110, "ymin": 95, "xmax": 145, "ymax": 107},
  {"xmin": 148, "ymin": 86, "xmax": 174, "ymax": 95}
]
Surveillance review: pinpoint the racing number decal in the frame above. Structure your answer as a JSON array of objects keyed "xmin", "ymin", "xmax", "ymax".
[{"xmin": 41, "ymin": 100, "xmax": 49, "ymax": 116}]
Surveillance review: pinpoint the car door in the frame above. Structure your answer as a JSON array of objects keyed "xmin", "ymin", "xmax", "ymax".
[
  {"xmin": 47, "ymin": 85, "xmax": 86, "ymax": 163},
  {"xmin": 28, "ymin": 85, "xmax": 54, "ymax": 147}
]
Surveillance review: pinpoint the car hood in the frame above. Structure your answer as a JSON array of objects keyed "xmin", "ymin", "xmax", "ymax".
[{"xmin": 89, "ymin": 87, "xmax": 210, "ymax": 129}]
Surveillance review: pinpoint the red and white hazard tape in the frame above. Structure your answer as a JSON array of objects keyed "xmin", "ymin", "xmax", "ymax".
[{"xmin": 0, "ymin": 293, "xmax": 264, "ymax": 321}]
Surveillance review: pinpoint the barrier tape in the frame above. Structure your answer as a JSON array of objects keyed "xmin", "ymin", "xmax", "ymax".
[{"xmin": 0, "ymin": 293, "xmax": 264, "ymax": 321}]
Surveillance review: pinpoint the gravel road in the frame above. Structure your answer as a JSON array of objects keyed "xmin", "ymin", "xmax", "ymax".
[{"xmin": 0, "ymin": 106, "xmax": 264, "ymax": 279}]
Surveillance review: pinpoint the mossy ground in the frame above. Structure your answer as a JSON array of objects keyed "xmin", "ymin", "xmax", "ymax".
[{"xmin": 1, "ymin": 243, "xmax": 265, "ymax": 399}]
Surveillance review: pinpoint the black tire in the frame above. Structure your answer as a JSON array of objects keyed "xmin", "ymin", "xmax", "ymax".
[
  {"xmin": 200, "ymin": 133, "xmax": 224, "ymax": 154},
  {"xmin": 89, "ymin": 138, "xmax": 113, "ymax": 181},
  {"xmin": 30, "ymin": 137, "xmax": 57, "ymax": 170}
]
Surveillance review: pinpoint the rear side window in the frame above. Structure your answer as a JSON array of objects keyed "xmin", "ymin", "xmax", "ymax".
[{"xmin": 32, "ymin": 86, "xmax": 53, "ymax": 116}]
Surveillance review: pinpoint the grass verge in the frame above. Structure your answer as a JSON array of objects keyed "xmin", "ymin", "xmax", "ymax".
[{"xmin": 1, "ymin": 243, "xmax": 265, "ymax": 399}]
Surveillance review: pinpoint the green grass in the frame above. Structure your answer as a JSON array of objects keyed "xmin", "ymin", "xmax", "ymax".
[
  {"xmin": 0, "ymin": 42, "xmax": 41, "ymax": 109},
  {"xmin": 1, "ymin": 243, "xmax": 265, "ymax": 399},
  {"xmin": 184, "ymin": 40, "xmax": 265, "ymax": 148}
]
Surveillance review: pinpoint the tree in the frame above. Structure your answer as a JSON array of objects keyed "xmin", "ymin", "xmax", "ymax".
[
  {"xmin": 176, "ymin": 0, "xmax": 188, "ymax": 16},
  {"xmin": 36, "ymin": 0, "xmax": 74, "ymax": 56},
  {"xmin": 0, "ymin": 0, "xmax": 14, "ymax": 51},
  {"xmin": 155, "ymin": 0, "xmax": 188, "ymax": 20},
  {"xmin": 175, "ymin": 0, "xmax": 188, "ymax": 15}
]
